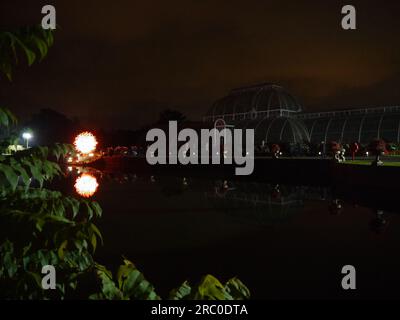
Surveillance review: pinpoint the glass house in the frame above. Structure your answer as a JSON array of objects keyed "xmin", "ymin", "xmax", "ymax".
[{"xmin": 204, "ymin": 83, "xmax": 400, "ymax": 145}]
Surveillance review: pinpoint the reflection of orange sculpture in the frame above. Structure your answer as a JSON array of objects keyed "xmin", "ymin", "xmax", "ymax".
[
  {"xmin": 74, "ymin": 174, "xmax": 99, "ymax": 198},
  {"xmin": 74, "ymin": 132, "xmax": 98, "ymax": 154}
]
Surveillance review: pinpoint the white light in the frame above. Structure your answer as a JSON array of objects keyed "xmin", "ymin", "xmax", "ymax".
[
  {"xmin": 68, "ymin": 166, "xmax": 73, "ymax": 172},
  {"xmin": 22, "ymin": 132, "xmax": 32, "ymax": 140},
  {"xmin": 318, "ymin": 152, "xmax": 322, "ymax": 155},
  {"xmin": 22, "ymin": 132, "xmax": 33, "ymax": 148},
  {"xmin": 280, "ymin": 152, "xmax": 283, "ymax": 155},
  {"xmin": 74, "ymin": 132, "xmax": 97, "ymax": 154},
  {"xmin": 366, "ymin": 152, "xmax": 369, "ymax": 156}
]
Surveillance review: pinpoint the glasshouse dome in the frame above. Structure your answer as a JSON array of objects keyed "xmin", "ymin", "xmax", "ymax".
[
  {"xmin": 234, "ymin": 117, "xmax": 310, "ymax": 145},
  {"xmin": 205, "ymin": 83, "xmax": 302, "ymax": 122},
  {"xmin": 204, "ymin": 82, "xmax": 400, "ymax": 147}
]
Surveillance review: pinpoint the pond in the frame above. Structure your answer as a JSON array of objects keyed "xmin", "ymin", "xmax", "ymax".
[{"xmin": 55, "ymin": 167, "xmax": 400, "ymax": 299}]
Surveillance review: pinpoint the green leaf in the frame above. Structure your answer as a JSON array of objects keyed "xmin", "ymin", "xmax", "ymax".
[
  {"xmin": 28, "ymin": 272, "xmax": 42, "ymax": 288},
  {"xmin": 0, "ymin": 240, "xmax": 18, "ymax": 277},
  {"xmin": 91, "ymin": 201, "xmax": 103, "ymax": 218},
  {"xmin": 0, "ymin": 163, "xmax": 19, "ymax": 191},
  {"xmin": 194, "ymin": 275, "xmax": 233, "ymax": 300},
  {"xmin": 0, "ymin": 61, "xmax": 13, "ymax": 81},
  {"xmin": 4, "ymin": 108, "xmax": 18, "ymax": 125},
  {"xmin": 31, "ymin": 35, "xmax": 48, "ymax": 60},
  {"xmin": 74, "ymin": 239, "xmax": 83, "ymax": 253},
  {"xmin": 41, "ymin": 28, "xmax": 54, "ymax": 47},
  {"xmin": 10, "ymin": 159, "xmax": 31, "ymax": 187},
  {"xmin": 94, "ymin": 263, "xmax": 124, "ymax": 300},
  {"xmin": 224, "ymin": 277, "xmax": 250, "ymax": 300},
  {"xmin": 0, "ymin": 108, "xmax": 9, "ymax": 126},
  {"xmin": 65, "ymin": 197, "xmax": 80, "ymax": 219},
  {"xmin": 35, "ymin": 218, "xmax": 45, "ymax": 232},
  {"xmin": 44, "ymin": 214, "xmax": 73, "ymax": 224},
  {"xmin": 22, "ymin": 158, "xmax": 44, "ymax": 188},
  {"xmin": 37, "ymin": 146, "xmax": 49, "ymax": 158},
  {"xmin": 117, "ymin": 259, "xmax": 160, "ymax": 300},
  {"xmin": 90, "ymin": 233, "xmax": 97, "ymax": 253},
  {"xmin": 90, "ymin": 223, "xmax": 103, "ymax": 245},
  {"xmin": 52, "ymin": 144, "xmax": 62, "ymax": 160},
  {"xmin": 169, "ymin": 281, "xmax": 192, "ymax": 300},
  {"xmin": 85, "ymin": 201, "xmax": 93, "ymax": 220},
  {"xmin": 58, "ymin": 240, "xmax": 68, "ymax": 260},
  {"xmin": 1, "ymin": 26, "xmax": 55, "ymax": 81},
  {"xmin": 12, "ymin": 35, "xmax": 36, "ymax": 66},
  {"xmin": 22, "ymin": 243, "xmax": 32, "ymax": 256}
]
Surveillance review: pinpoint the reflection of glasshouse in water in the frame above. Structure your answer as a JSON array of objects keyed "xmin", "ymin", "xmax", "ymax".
[
  {"xmin": 206, "ymin": 182, "xmax": 305, "ymax": 225},
  {"xmin": 204, "ymin": 83, "xmax": 400, "ymax": 145}
]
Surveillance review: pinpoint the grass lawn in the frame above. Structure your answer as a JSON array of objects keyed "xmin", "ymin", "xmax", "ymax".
[{"xmin": 342, "ymin": 160, "xmax": 400, "ymax": 167}]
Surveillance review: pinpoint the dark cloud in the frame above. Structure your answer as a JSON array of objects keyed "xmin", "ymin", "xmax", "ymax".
[{"xmin": 1, "ymin": 0, "xmax": 400, "ymax": 128}]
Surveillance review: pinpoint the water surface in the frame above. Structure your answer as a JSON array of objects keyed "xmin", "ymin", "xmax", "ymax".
[{"xmin": 59, "ymin": 168, "xmax": 400, "ymax": 299}]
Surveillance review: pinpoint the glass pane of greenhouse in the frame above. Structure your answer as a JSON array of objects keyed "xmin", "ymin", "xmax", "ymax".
[
  {"xmin": 341, "ymin": 116, "xmax": 363, "ymax": 143},
  {"xmin": 380, "ymin": 114, "xmax": 400, "ymax": 142}
]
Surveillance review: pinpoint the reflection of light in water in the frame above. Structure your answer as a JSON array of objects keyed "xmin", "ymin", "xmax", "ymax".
[
  {"xmin": 74, "ymin": 174, "xmax": 99, "ymax": 198},
  {"xmin": 74, "ymin": 132, "xmax": 98, "ymax": 154}
]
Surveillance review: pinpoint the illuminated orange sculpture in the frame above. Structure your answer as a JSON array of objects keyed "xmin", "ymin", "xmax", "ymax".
[
  {"xmin": 74, "ymin": 132, "xmax": 98, "ymax": 154},
  {"xmin": 74, "ymin": 174, "xmax": 99, "ymax": 198}
]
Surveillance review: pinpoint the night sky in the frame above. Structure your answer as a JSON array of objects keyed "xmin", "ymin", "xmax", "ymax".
[{"xmin": 1, "ymin": 0, "xmax": 400, "ymax": 129}]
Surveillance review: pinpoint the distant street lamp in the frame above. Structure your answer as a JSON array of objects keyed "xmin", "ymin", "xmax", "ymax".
[{"xmin": 22, "ymin": 132, "xmax": 33, "ymax": 148}]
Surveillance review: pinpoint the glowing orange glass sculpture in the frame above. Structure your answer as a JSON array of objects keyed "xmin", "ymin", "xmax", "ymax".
[
  {"xmin": 74, "ymin": 132, "xmax": 98, "ymax": 154},
  {"xmin": 74, "ymin": 174, "xmax": 99, "ymax": 198}
]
